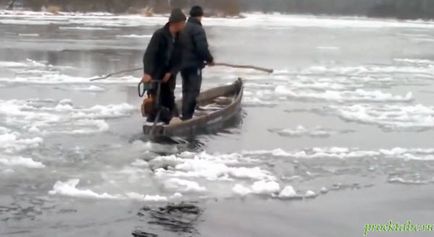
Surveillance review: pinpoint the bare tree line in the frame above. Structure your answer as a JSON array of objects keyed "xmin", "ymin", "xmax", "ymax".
[{"xmin": 2, "ymin": 0, "xmax": 434, "ymax": 19}]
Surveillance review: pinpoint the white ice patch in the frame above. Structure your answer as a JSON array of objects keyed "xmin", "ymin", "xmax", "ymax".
[
  {"xmin": 0, "ymin": 126, "xmax": 44, "ymax": 169},
  {"xmin": 251, "ymin": 180, "xmax": 281, "ymax": 194},
  {"xmin": 298, "ymin": 64, "xmax": 434, "ymax": 77},
  {"xmin": 0, "ymin": 61, "xmax": 28, "ymax": 68},
  {"xmin": 242, "ymin": 96, "xmax": 276, "ymax": 107},
  {"xmin": 116, "ymin": 34, "xmax": 152, "ymax": 39},
  {"xmin": 0, "ymin": 58, "xmax": 138, "ymax": 84},
  {"xmin": 305, "ymin": 190, "xmax": 317, "ymax": 198},
  {"xmin": 0, "ymin": 128, "xmax": 43, "ymax": 172},
  {"xmin": 1, "ymin": 73, "xmax": 139, "ymax": 84},
  {"xmin": 232, "ymin": 181, "xmax": 280, "ymax": 196},
  {"xmin": 275, "ymin": 86, "xmax": 413, "ymax": 103},
  {"xmin": 125, "ymin": 192, "xmax": 168, "ymax": 202},
  {"xmin": 232, "ymin": 184, "xmax": 253, "ymax": 196},
  {"xmin": 59, "ymin": 26, "xmax": 111, "ymax": 31},
  {"xmin": 18, "ymin": 33, "xmax": 39, "ymax": 37},
  {"xmin": 49, "ymin": 179, "xmax": 173, "ymax": 202},
  {"xmin": 388, "ymin": 177, "xmax": 433, "ymax": 185},
  {"xmin": 0, "ymin": 99, "xmax": 134, "ymax": 135},
  {"xmin": 244, "ymin": 147, "xmax": 434, "ymax": 160},
  {"xmin": 72, "ymin": 85, "xmax": 106, "ymax": 92},
  {"xmin": 153, "ymin": 151, "xmax": 272, "ymax": 181},
  {"xmin": 0, "ymin": 156, "xmax": 45, "ymax": 169},
  {"xmin": 316, "ymin": 46, "xmax": 340, "ymax": 51},
  {"xmin": 269, "ymin": 126, "xmax": 353, "ymax": 138},
  {"xmin": 331, "ymin": 104, "xmax": 434, "ymax": 130},
  {"xmin": 0, "ymin": 132, "xmax": 43, "ymax": 153},
  {"xmin": 164, "ymin": 178, "xmax": 207, "ymax": 193},
  {"xmin": 394, "ymin": 58, "xmax": 434, "ymax": 65},
  {"xmin": 49, "ymin": 179, "xmax": 121, "ymax": 199},
  {"xmin": 278, "ymin": 185, "xmax": 297, "ymax": 198},
  {"xmin": 0, "ymin": 58, "xmax": 47, "ymax": 69}
]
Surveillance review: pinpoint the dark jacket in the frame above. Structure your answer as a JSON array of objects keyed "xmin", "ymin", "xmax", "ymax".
[
  {"xmin": 181, "ymin": 17, "xmax": 214, "ymax": 69},
  {"xmin": 143, "ymin": 23, "xmax": 182, "ymax": 80}
]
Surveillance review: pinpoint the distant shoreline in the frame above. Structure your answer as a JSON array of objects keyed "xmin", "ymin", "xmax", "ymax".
[
  {"xmin": 2, "ymin": 2, "xmax": 434, "ymax": 21},
  {"xmin": 1, "ymin": 9, "xmax": 434, "ymax": 24}
]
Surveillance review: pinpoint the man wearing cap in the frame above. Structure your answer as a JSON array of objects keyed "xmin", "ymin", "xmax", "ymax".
[
  {"xmin": 180, "ymin": 5, "xmax": 214, "ymax": 120},
  {"xmin": 142, "ymin": 8, "xmax": 186, "ymax": 124}
]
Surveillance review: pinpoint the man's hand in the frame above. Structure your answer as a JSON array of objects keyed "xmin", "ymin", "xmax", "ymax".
[
  {"xmin": 207, "ymin": 61, "xmax": 215, "ymax": 67},
  {"xmin": 162, "ymin": 73, "xmax": 172, "ymax": 83},
  {"xmin": 142, "ymin": 74, "xmax": 152, "ymax": 83}
]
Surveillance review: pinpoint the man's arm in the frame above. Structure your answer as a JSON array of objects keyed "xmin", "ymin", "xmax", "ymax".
[
  {"xmin": 143, "ymin": 31, "xmax": 161, "ymax": 75},
  {"xmin": 192, "ymin": 27, "xmax": 214, "ymax": 64}
]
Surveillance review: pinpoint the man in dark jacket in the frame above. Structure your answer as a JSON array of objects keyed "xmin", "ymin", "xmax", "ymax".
[
  {"xmin": 180, "ymin": 5, "xmax": 214, "ymax": 120},
  {"xmin": 142, "ymin": 8, "xmax": 186, "ymax": 124}
]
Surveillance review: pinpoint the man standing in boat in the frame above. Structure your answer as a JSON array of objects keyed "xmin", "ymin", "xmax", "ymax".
[
  {"xmin": 142, "ymin": 8, "xmax": 186, "ymax": 124},
  {"xmin": 180, "ymin": 5, "xmax": 215, "ymax": 120}
]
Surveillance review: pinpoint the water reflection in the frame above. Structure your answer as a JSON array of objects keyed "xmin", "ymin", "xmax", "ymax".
[{"xmin": 134, "ymin": 202, "xmax": 202, "ymax": 237}]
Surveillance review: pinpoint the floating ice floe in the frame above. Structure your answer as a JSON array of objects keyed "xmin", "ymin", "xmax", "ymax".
[
  {"xmin": 163, "ymin": 178, "xmax": 207, "ymax": 193},
  {"xmin": 251, "ymin": 180, "xmax": 281, "ymax": 194},
  {"xmin": 146, "ymin": 148, "xmax": 434, "ymax": 200},
  {"xmin": 49, "ymin": 179, "xmax": 122, "ymax": 199},
  {"xmin": 71, "ymin": 85, "xmax": 106, "ymax": 92},
  {"xmin": 0, "ymin": 156, "xmax": 45, "ymax": 169},
  {"xmin": 59, "ymin": 26, "xmax": 111, "ymax": 31},
  {"xmin": 269, "ymin": 126, "xmax": 353, "ymax": 138},
  {"xmin": 0, "ymin": 58, "xmax": 139, "ymax": 84},
  {"xmin": 0, "ymin": 126, "xmax": 45, "ymax": 170},
  {"xmin": 242, "ymin": 96, "xmax": 277, "ymax": 107},
  {"xmin": 330, "ymin": 104, "xmax": 434, "ymax": 130},
  {"xmin": 125, "ymin": 192, "xmax": 169, "ymax": 202},
  {"xmin": 387, "ymin": 177, "xmax": 433, "ymax": 185},
  {"xmin": 115, "ymin": 34, "xmax": 152, "ymax": 39},
  {"xmin": 316, "ymin": 46, "xmax": 340, "ymax": 51},
  {"xmin": 305, "ymin": 190, "xmax": 317, "ymax": 198},
  {"xmin": 0, "ymin": 131, "xmax": 43, "ymax": 153},
  {"xmin": 298, "ymin": 64, "xmax": 434, "ymax": 77},
  {"xmin": 243, "ymin": 147, "xmax": 434, "ymax": 160},
  {"xmin": 232, "ymin": 180, "xmax": 281, "ymax": 196},
  {"xmin": 394, "ymin": 58, "xmax": 434, "ymax": 65},
  {"xmin": 232, "ymin": 184, "xmax": 253, "ymax": 196},
  {"xmin": 0, "ymin": 58, "xmax": 47, "ymax": 69},
  {"xmin": 275, "ymin": 86, "xmax": 413, "ymax": 103},
  {"xmin": 278, "ymin": 185, "xmax": 297, "ymax": 198},
  {"xmin": 49, "ymin": 179, "xmax": 179, "ymax": 202},
  {"xmin": 0, "ymin": 99, "xmax": 135, "ymax": 135},
  {"xmin": 152, "ymin": 151, "xmax": 272, "ymax": 181}
]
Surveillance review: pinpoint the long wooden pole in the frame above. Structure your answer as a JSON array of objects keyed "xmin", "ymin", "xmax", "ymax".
[
  {"xmin": 88, "ymin": 63, "xmax": 273, "ymax": 81},
  {"xmin": 214, "ymin": 63, "xmax": 274, "ymax": 73},
  {"xmin": 89, "ymin": 67, "xmax": 143, "ymax": 81}
]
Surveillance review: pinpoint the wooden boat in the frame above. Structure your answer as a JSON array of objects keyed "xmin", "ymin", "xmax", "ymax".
[{"xmin": 143, "ymin": 78, "xmax": 243, "ymax": 137}]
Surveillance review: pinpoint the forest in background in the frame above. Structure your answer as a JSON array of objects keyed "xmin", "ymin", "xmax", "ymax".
[{"xmin": 1, "ymin": 0, "xmax": 434, "ymax": 19}]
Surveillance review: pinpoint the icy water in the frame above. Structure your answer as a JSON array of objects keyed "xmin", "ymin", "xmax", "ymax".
[{"xmin": 1, "ymin": 11, "xmax": 434, "ymax": 237}]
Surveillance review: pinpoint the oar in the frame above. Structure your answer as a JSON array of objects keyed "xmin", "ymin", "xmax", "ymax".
[
  {"xmin": 89, "ymin": 67, "xmax": 143, "ymax": 81},
  {"xmin": 213, "ymin": 63, "xmax": 274, "ymax": 73}
]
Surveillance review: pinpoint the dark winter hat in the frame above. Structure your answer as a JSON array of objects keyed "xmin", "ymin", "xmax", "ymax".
[
  {"xmin": 189, "ymin": 5, "xmax": 204, "ymax": 17},
  {"xmin": 169, "ymin": 8, "xmax": 186, "ymax": 23}
]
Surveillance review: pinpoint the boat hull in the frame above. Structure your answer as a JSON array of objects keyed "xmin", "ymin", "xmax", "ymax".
[{"xmin": 143, "ymin": 78, "xmax": 244, "ymax": 138}]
